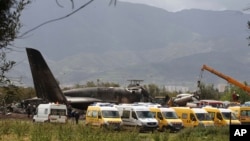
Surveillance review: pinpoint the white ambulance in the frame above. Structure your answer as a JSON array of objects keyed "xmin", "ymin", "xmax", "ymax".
[
  {"xmin": 116, "ymin": 104, "xmax": 158, "ymax": 132},
  {"xmin": 33, "ymin": 103, "xmax": 68, "ymax": 123}
]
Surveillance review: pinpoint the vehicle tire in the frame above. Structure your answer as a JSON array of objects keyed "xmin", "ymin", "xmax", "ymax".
[{"xmin": 161, "ymin": 126, "xmax": 167, "ymax": 132}]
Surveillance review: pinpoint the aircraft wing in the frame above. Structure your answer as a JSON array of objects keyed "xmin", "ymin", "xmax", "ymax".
[
  {"xmin": 65, "ymin": 96, "xmax": 103, "ymax": 110},
  {"xmin": 65, "ymin": 96, "xmax": 102, "ymax": 103}
]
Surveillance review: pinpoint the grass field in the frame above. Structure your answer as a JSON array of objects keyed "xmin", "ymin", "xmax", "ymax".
[{"xmin": 0, "ymin": 119, "xmax": 229, "ymax": 141}]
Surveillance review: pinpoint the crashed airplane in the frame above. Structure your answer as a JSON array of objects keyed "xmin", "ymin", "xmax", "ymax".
[{"xmin": 26, "ymin": 48, "xmax": 152, "ymax": 110}]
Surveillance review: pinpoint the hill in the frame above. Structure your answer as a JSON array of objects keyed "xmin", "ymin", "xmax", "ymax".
[{"xmin": 11, "ymin": 0, "xmax": 250, "ymax": 90}]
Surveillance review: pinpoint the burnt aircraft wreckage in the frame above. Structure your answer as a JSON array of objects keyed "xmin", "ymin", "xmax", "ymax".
[{"xmin": 26, "ymin": 48, "xmax": 153, "ymax": 110}]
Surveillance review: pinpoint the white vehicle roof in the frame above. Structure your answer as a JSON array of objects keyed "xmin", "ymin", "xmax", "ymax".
[
  {"xmin": 38, "ymin": 103, "xmax": 66, "ymax": 108},
  {"xmin": 132, "ymin": 102, "xmax": 161, "ymax": 107},
  {"xmin": 116, "ymin": 105, "xmax": 150, "ymax": 111},
  {"xmin": 159, "ymin": 107, "xmax": 175, "ymax": 112},
  {"xmin": 99, "ymin": 106, "xmax": 118, "ymax": 111},
  {"xmin": 192, "ymin": 108, "xmax": 208, "ymax": 113},
  {"xmin": 91, "ymin": 102, "xmax": 116, "ymax": 107},
  {"xmin": 218, "ymin": 108, "xmax": 232, "ymax": 113}
]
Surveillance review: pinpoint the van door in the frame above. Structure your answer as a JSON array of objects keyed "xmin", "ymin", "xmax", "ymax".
[
  {"xmin": 131, "ymin": 110, "xmax": 138, "ymax": 125},
  {"xmin": 121, "ymin": 110, "xmax": 134, "ymax": 127},
  {"xmin": 188, "ymin": 113, "xmax": 197, "ymax": 127},
  {"xmin": 179, "ymin": 113, "xmax": 191, "ymax": 127},
  {"xmin": 86, "ymin": 110, "xmax": 99, "ymax": 126},
  {"xmin": 35, "ymin": 108, "xmax": 49, "ymax": 122},
  {"xmin": 156, "ymin": 112, "xmax": 164, "ymax": 129},
  {"xmin": 92, "ymin": 110, "xmax": 100, "ymax": 126},
  {"xmin": 49, "ymin": 108, "xmax": 67, "ymax": 123},
  {"xmin": 215, "ymin": 112, "xmax": 223, "ymax": 126}
]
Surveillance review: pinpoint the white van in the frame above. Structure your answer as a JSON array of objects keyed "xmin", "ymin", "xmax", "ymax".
[
  {"xmin": 116, "ymin": 104, "xmax": 158, "ymax": 132},
  {"xmin": 33, "ymin": 103, "xmax": 68, "ymax": 123}
]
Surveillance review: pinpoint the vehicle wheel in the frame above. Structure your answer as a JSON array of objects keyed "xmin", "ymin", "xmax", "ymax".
[{"xmin": 161, "ymin": 126, "xmax": 167, "ymax": 132}]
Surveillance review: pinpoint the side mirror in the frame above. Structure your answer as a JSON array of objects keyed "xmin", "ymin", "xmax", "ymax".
[{"xmin": 98, "ymin": 115, "xmax": 102, "ymax": 119}]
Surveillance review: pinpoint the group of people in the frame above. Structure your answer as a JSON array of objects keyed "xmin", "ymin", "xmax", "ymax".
[
  {"xmin": 26, "ymin": 104, "xmax": 36, "ymax": 118},
  {"xmin": 67, "ymin": 104, "xmax": 80, "ymax": 124},
  {"xmin": 232, "ymin": 91, "xmax": 240, "ymax": 102}
]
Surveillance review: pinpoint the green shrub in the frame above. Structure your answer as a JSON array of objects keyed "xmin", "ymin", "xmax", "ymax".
[
  {"xmin": 170, "ymin": 126, "xmax": 229, "ymax": 141},
  {"xmin": 0, "ymin": 120, "xmax": 231, "ymax": 141}
]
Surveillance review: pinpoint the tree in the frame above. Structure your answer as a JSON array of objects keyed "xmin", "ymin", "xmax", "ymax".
[
  {"xmin": 221, "ymin": 84, "xmax": 250, "ymax": 103},
  {"xmin": 0, "ymin": 0, "xmax": 30, "ymax": 85},
  {"xmin": 197, "ymin": 82, "xmax": 220, "ymax": 100}
]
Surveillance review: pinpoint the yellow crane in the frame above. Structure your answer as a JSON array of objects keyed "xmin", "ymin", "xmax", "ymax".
[{"xmin": 200, "ymin": 64, "xmax": 250, "ymax": 96}]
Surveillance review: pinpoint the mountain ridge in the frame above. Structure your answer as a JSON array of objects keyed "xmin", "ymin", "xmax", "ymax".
[{"xmin": 11, "ymin": 0, "xmax": 250, "ymax": 90}]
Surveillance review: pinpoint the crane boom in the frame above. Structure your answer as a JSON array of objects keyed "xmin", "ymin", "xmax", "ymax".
[{"xmin": 201, "ymin": 64, "xmax": 250, "ymax": 94}]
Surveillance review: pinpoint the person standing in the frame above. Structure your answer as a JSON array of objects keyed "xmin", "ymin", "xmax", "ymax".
[
  {"xmin": 26, "ymin": 104, "xmax": 32, "ymax": 118},
  {"xmin": 32, "ymin": 104, "xmax": 36, "ymax": 116},
  {"xmin": 74, "ymin": 111, "xmax": 80, "ymax": 124}
]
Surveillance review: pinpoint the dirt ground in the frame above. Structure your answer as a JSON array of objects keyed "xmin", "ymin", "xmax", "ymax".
[{"xmin": 0, "ymin": 113, "xmax": 32, "ymax": 120}]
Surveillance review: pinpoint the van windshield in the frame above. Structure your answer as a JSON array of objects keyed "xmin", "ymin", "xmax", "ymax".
[
  {"xmin": 195, "ymin": 113, "xmax": 212, "ymax": 121},
  {"xmin": 221, "ymin": 112, "xmax": 237, "ymax": 120},
  {"xmin": 136, "ymin": 111, "xmax": 154, "ymax": 118},
  {"xmin": 102, "ymin": 110, "xmax": 120, "ymax": 118},
  {"xmin": 162, "ymin": 111, "xmax": 178, "ymax": 119}
]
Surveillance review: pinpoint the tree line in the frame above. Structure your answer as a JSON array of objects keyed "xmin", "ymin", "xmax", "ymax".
[{"xmin": 1, "ymin": 80, "xmax": 250, "ymax": 106}]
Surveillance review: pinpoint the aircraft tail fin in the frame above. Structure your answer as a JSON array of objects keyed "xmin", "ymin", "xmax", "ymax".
[{"xmin": 26, "ymin": 48, "xmax": 67, "ymax": 104}]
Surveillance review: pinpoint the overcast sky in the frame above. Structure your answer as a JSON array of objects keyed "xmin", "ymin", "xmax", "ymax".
[{"xmin": 120, "ymin": 0, "xmax": 250, "ymax": 12}]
